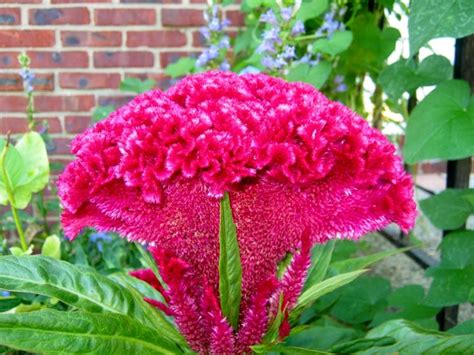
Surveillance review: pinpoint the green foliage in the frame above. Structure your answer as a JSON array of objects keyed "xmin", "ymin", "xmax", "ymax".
[
  {"xmin": 304, "ymin": 240, "xmax": 335, "ymax": 289},
  {"xmin": 287, "ymin": 62, "xmax": 332, "ymax": 89},
  {"xmin": 120, "ymin": 77, "xmax": 156, "ymax": 94},
  {"xmin": 165, "ymin": 57, "xmax": 197, "ymax": 79},
  {"xmin": 378, "ymin": 55, "xmax": 452, "ymax": 101},
  {"xmin": 409, "ymin": 0, "xmax": 474, "ymax": 55},
  {"xmin": 92, "ymin": 105, "xmax": 115, "ymax": 122},
  {"xmin": 404, "ymin": 80, "xmax": 474, "ymax": 163},
  {"xmin": 0, "ymin": 309, "xmax": 181, "ymax": 354},
  {"xmin": 41, "ymin": 235, "xmax": 61, "ymax": 259},
  {"xmin": 425, "ymin": 231, "xmax": 474, "ymax": 306},
  {"xmin": 312, "ymin": 31, "xmax": 353, "ymax": 57},
  {"xmin": 296, "ymin": 0, "xmax": 328, "ymax": 21},
  {"xmin": 218, "ymin": 192, "xmax": 242, "ymax": 330},
  {"xmin": 0, "ymin": 132, "xmax": 49, "ymax": 209},
  {"xmin": 360, "ymin": 319, "xmax": 474, "ymax": 353},
  {"xmin": 420, "ymin": 189, "xmax": 474, "ymax": 230}
]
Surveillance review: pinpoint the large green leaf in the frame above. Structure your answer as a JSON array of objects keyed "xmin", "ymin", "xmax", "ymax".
[
  {"xmin": 403, "ymin": 80, "xmax": 474, "ymax": 163},
  {"xmin": 0, "ymin": 309, "xmax": 180, "ymax": 354},
  {"xmin": 218, "ymin": 192, "xmax": 242, "ymax": 329},
  {"xmin": 378, "ymin": 55, "xmax": 452, "ymax": 101},
  {"xmin": 287, "ymin": 62, "xmax": 332, "ymax": 89},
  {"xmin": 360, "ymin": 319, "xmax": 474, "ymax": 354},
  {"xmin": 120, "ymin": 77, "xmax": 156, "ymax": 94},
  {"xmin": 312, "ymin": 31, "xmax": 353, "ymax": 57},
  {"xmin": 0, "ymin": 255, "xmax": 178, "ymax": 341},
  {"xmin": 409, "ymin": 0, "xmax": 474, "ymax": 55},
  {"xmin": 294, "ymin": 269, "xmax": 367, "ymax": 314},
  {"xmin": 296, "ymin": 0, "xmax": 328, "ymax": 21},
  {"xmin": 425, "ymin": 231, "xmax": 474, "ymax": 306},
  {"xmin": 165, "ymin": 57, "xmax": 196, "ymax": 79},
  {"xmin": 0, "ymin": 142, "xmax": 25, "ymax": 207},
  {"xmin": 420, "ymin": 189, "xmax": 474, "ymax": 230},
  {"xmin": 285, "ymin": 325, "xmax": 359, "ymax": 351},
  {"xmin": 304, "ymin": 240, "xmax": 335, "ymax": 290},
  {"xmin": 0, "ymin": 132, "xmax": 49, "ymax": 209}
]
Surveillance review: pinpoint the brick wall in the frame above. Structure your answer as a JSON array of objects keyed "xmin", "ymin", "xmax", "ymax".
[{"xmin": 0, "ymin": 1, "xmax": 243, "ymax": 164}]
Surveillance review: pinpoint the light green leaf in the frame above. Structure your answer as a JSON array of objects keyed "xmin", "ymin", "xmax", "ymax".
[
  {"xmin": 218, "ymin": 192, "xmax": 242, "ymax": 330},
  {"xmin": 0, "ymin": 142, "xmax": 25, "ymax": 206},
  {"xmin": 9, "ymin": 245, "xmax": 33, "ymax": 256},
  {"xmin": 329, "ymin": 336, "xmax": 396, "ymax": 353},
  {"xmin": 330, "ymin": 245, "xmax": 413, "ymax": 274},
  {"xmin": 0, "ymin": 255, "xmax": 177, "ymax": 341},
  {"xmin": 425, "ymin": 231, "xmax": 474, "ymax": 306},
  {"xmin": 165, "ymin": 57, "xmax": 197, "ymax": 78},
  {"xmin": 312, "ymin": 31, "xmax": 353, "ymax": 57},
  {"xmin": 404, "ymin": 80, "xmax": 474, "ymax": 163},
  {"xmin": 420, "ymin": 189, "xmax": 474, "ymax": 230},
  {"xmin": 378, "ymin": 55, "xmax": 452, "ymax": 101},
  {"xmin": 119, "ymin": 77, "xmax": 156, "ymax": 94},
  {"xmin": 294, "ymin": 269, "xmax": 367, "ymax": 313},
  {"xmin": 41, "ymin": 235, "xmax": 61, "ymax": 259},
  {"xmin": 304, "ymin": 240, "xmax": 335, "ymax": 290},
  {"xmin": 296, "ymin": 0, "xmax": 328, "ymax": 21},
  {"xmin": 360, "ymin": 319, "xmax": 474, "ymax": 354},
  {"xmin": 285, "ymin": 325, "xmax": 359, "ymax": 351},
  {"xmin": 409, "ymin": 0, "xmax": 474, "ymax": 55},
  {"xmin": 287, "ymin": 62, "xmax": 332, "ymax": 89},
  {"xmin": 0, "ymin": 309, "xmax": 180, "ymax": 354},
  {"xmin": 110, "ymin": 273, "xmax": 167, "ymax": 306},
  {"xmin": 255, "ymin": 344, "xmax": 330, "ymax": 354}
]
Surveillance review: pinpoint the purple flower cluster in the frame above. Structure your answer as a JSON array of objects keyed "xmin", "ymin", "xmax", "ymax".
[
  {"xmin": 258, "ymin": 7, "xmax": 304, "ymax": 72},
  {"xmin": 19, "ymin": 68, "xmax": 34, "ymax": 93},
  {"xmin": 197, "ymin": 5, "xmax": 231, "ymax": 70},
  {"xmin": 316, "ymin": 5, "xmax": 346, "ymax": 38},
  {"xmin": 333, "ymin": 75, "xmax": 348, "ymax": 93}
]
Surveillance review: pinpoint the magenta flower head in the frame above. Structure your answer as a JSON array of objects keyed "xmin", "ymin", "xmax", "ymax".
[{"xmin": 58, "ymin": 71, "xmax": 416, "ymax": 353}]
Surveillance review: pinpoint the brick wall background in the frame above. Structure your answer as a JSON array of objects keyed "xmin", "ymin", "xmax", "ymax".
[{"xmin": 0, "ymin": 1, "xmax": 243, "ymax": 166}]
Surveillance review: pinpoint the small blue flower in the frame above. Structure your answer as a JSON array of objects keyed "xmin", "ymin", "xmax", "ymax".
[
  {"xmin": 19, "ymin": 68, "xmax": 35, "ymax": 93},
  {"xmin": 262, "ymin": 56, "xmax": 276, "ymax": 69},
  {"xmin": 291, "ymin": 20, "xmax": 305, "ymax": 36},
  {"xmin": 218, "ymin": 36, "xmax": 230, "ymax": 49},
  {"xmin": 282, "ymin": 45, "xmax": 296, "ymax": 59},
  {"xmin": 274, "ymin": 55, "xmax": 287, "ymax": 68},
  {"xmin": 281, "ymin": 7, "xmax": 293, "ymax": 22},
  {"xmin": 200, "ymin": 27, "xmax": 211, "ymax": 40},
  {"xmin": 89, "ymin": 232, "xmax": 113, "ymax": 243},
  {"xmin": 220, "ymin": 60, "xmax": 230, "ymax": 71},
  {"xmin": 209, "ymin": 18, "xmax": 221, "ymax": 31},
  {"xmin": 260, "ymin": 9, "xmax": 278, "ymax": 25},
  {"xmin": 1, "ymin": 291, "xmax": 11, "ymax": 297},
  {"xmin": 239, "ymin": 66, "xmax": 261, "ymax": 74},
  {"xmin": 263, "ymin": 28, "xmax": 282, "ymax": 43},
  {"xmin": 334, "ymin": 75, "xmax": 347, "ymax": 92},
  {"xmin": 257, "ymin": 39, "xmax": 276, "ymax": 54}
]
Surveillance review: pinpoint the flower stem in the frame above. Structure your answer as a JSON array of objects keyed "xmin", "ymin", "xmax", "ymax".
[{"xmin": 0, "ymin": 136, "xmax": 28, "ymax": 251}]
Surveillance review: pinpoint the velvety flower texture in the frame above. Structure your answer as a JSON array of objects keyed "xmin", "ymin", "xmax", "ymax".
[{"xmin": 58, "ymin": 71, "xmax": 416, "ymax": 353}]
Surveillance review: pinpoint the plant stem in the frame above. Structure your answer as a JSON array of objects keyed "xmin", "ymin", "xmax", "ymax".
[{"xmin": 0, "ymin": 138, "xmax": 28, "ymax": 251}]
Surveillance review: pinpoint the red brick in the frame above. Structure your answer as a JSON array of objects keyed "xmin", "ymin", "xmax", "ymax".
[
  {"xmin": 0, "ymin": 30, "xmax": 55, "ymax": 48},
  {"xmin": 27, "ymin": 51, "xmax": 89, "ymax": 68},
  {"xmin": 226, "ymin": 10, "xmax": 245, "ymax": 26},
  {"xmin": 29, "ymin": 7, "xmax": 90, "ymax": 25},
  {"xmin": 0, "ymin": 117, "xmax": 28, "ymax": 134},
  {"xmin": 0, "ymin": 0, "xmax": 41, "ymax": 3},
  {"xmin": 0, "ymin": 73, "xmax": 54, "ymax": 92},
  {"xmin": 98, "ymin": 95, "xmax": 133, "ymax": 107},
  {"xmin": 192, "ymin": 30, "xmax": 205, "ymax": 47},
  {"xmin": 35, "ymin": 95, "xmax": 95, "ymax": 112},
  {"xmin": 52, "ymin": 0, "xmax": 111, "ymax": 3},
  {"xmin": 0, "ymin": 96, "xmax": 28, "ymax": 112},
  {"xmin": 160, "ymin": 51, "xmax": 198, "ymax": 68},
  {"xmin": 121, "ymin": 0, "xmax": 181, "ymax": 3},
  {"xmin": 127, "ymin": 31, "xmax": 186, "ymax": 47},
  {"xmin": 94, "ymin": 51, "xmax": 154, "ymax": 68},
  {"xmin": 61, "ymin": 31, "xmax": 122, "ymax": 47},
  {"xmin": 0, "ymin": 8, "xmax": 21, "ymax": 25},
  {"xmin": 64, "ymin": 115, "xmax": 91, "ymax": 133},
  {"xmin": 59, "ymin": 72, "xmax": 121, "ymax": 89},
  {"xmin": 51, "ymin": 137, "xmax": 73, "ymax": 155},
  {"xmin": 0, "ymin": 52, "xmax": 20, "ymax": 68},
  {"xmin": 95, "ymin": 9, "xmax": 156, "ymax": 26},
  {"xmin": 161, "ymin": 9, "xmax": 205, "ymax": 27}
]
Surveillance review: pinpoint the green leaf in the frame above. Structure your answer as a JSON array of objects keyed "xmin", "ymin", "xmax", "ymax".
[
  {"xmin": 330, "ymin": 336, "xmax": 396, "ymax": 353},
  {"xmin": 296, "ymin": 0, "xmax": 328, "ymax": 21},
  {"xmin": 119, "ymin": 77, "xmax": 156, "ymax": 94},
  {"xmin": 92, "ymin": 105, "xmax": 115, "ymax": 122},
  {"xmin": 0, "ymin": 255, "xmax": 177, "ymax": 341},
  {"xmin": 409, "ymin": 0, "xmax": 474, "ymax": 55},
  {"xmin": 360, "ymin": 319, "xmax": 474, "ymax": 354},
  {"xmin": 0, "ymin": 141, "xmax": 25, "ymax": 207},
  {"xmin": 329, "ymin": 276, "xmax": 391, "ymax": 324},
  {"xmin": 378, "ymin": 55, "xmax": 452, "ymax": 101},
  {"xmin": 9, "ymin": 245, "xmax": 33, "ymax": 256},
  {"xmin": 255, "ymin": 344, "xmax": 330, "ymax": 354},
  {"xmin": 165, "ymin": 57, "xmax": 197, "ymax": 79},
  {"xmin": 425, "ymin": 231, "xmax": 474, "ymax": 306},
  {"xmin": 312, "ymin": 31, "xmax": 353, "ymax": 57},
  {"xmin": 218, "ymin": 192, "xmax": 242, "ymax": 330},
  {"xmin": 263, "ymin": 293, "xmax": 285, "ymax": 343},
  {"xmin": 420, "ymin": 189, "xmax": 474, "ymax": 230},
  {"xmin": 304, "ymin": 240, "xmax": 335, "ymax": 290},
  {"xmin": 294, "ymin": 269, "xmax": 367, "ymax": 313},
  {"xmin": 403, "ymin": 80, "xmax": 474, "ymax": 163},
  {"xmin": 448, "ymin": 319, "xmax": 474, "ymax": 335},
  {"xmin": 110, "ymin": 273, "xmax": 167, "ymax": 306},
  {"xmin": 285, "ymin": 325, "xmax": 359, "ymax": 351},
  {"xmin": 330, "ymin": 245, "xmax": 414, "ymax": 274},
  {"xmin": 0, "ymin": 309, "xmax": 180, "ymax": 354},
  {"xmin": 41, "ymin": 235, "xmax": 61, "ymax": 259},
  {"xmin": 0, "ymin": 297, "xmax": 21, "ymax": 312},
  {"xmin": 287, "ymin": 62, "xmax": 332, "ymax": 89}
]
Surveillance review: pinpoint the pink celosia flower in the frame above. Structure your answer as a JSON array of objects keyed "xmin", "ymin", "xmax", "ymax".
[{"xmin": 58, "ymin": 71, "xmax": 416, "ymax": 353}]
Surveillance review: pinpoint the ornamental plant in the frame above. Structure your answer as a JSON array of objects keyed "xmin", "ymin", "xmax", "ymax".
[{"xmin": 55, "ymin": 71, "xmax": 415, "ymax": 353}]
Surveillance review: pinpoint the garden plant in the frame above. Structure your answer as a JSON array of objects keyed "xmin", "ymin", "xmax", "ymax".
[{"xmin": 0, "ymin": 0, "xmax": 473, "ymax": 354}]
